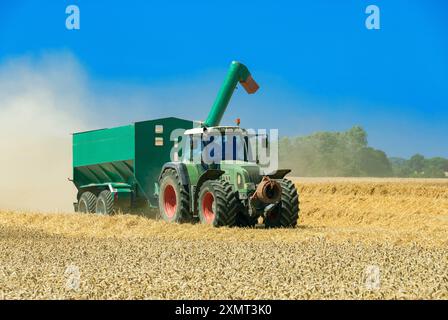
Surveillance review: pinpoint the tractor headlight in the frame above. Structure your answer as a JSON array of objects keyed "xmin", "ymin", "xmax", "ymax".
[{"xmin": 236, "ymin": 173, "xmax": 244, "ymax": 189}]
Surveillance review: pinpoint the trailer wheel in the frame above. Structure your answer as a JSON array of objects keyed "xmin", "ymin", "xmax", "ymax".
[
  {"xmin": 264, "ymin": 178, "xmax": 299, "ymax": 228},
  {"xmin": 158, "ymin": 168, "xmax": 191, "ymax": 223},
  {"xmin": 95, "ymin": 190, "xmax": 115, "ymax": 215},
  {"xmin": 78, "ymin": 191, "xmax": 97, "ymax": 213},
  {"xmin": 198, "ymin": 180, "xmax": 238, "ymax": 227}
]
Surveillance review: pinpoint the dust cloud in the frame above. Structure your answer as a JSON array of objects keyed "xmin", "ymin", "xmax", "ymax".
[
  {"xmin": 0, "ymin": 53, "xmax": 94, "ymax": 211},
  {"xmin": 0, "ymin": 52, "xmax": 220, "ymax": 211}
]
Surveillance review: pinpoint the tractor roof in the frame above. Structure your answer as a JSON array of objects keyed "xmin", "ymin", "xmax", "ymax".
[{"xmin": 184, "ymin": 126, "xmax": 250, "ymax": 136}]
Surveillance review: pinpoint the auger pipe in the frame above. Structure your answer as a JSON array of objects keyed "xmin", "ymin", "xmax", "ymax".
[{"xmin": 204, "ymin": 61, "xmax": 259, "ymax": 127}]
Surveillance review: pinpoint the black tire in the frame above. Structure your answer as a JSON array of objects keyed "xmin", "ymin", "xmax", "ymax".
[
  {"xmin": 78, "ymin": 191, "xmax": 97, "ymax": 213},
  {"xmin": 95, "ymin": 190, "xmax": 115, "ymax": 215},
  {"xmin": 235, "ymin": 207, "xmax": 258, "ymax": 228},
  {"xmin": 158, "ymin": 168, "xmax": 191, "ymax": 223},
  {"xmin": 198, "ymin": 180, "xmax": 238, "ymax": 227},
  {"xmin": 265, "ymin": 178, "xmax": 299, "ymax": 228},
  {"xmin": 236, "ymin": 213, "xmax": 258, "ymax": 228}
]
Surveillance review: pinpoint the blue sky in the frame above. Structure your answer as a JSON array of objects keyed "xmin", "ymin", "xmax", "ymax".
[{"xmin": 0, "ymin": 0, "xmax": 447, "ymax": 158}]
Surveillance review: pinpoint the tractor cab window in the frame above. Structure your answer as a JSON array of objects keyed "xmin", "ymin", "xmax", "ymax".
[
  {"xmin": 203, "ymin": 132, "xmax": 247, "ymax": 163},
  {"xmin": 182, "ymin": 134, "xmax": 202, "ymax": 163},
  {"xmin": 222, "ymin": 134, "xmax": 246, "ymax": 161},
  {"xmin": 183, "ymin": 131, "xmax": 256, "ymax": 164}
]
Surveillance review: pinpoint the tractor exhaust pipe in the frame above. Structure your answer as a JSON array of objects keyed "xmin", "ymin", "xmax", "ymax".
[{"xmin": 251, "ymin": 176, "xmax": 282, "ymax": 204}]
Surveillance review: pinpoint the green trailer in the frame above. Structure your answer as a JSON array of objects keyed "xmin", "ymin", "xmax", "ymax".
[
  {"xmin": 73, "ymin": 117, "xmax": 194, "ymax": 212},
  {"xmin": 72, "ymin": 61, "xmax": 300, "ymax": 227}
]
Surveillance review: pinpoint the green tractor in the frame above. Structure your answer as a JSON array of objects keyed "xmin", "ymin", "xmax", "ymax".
[{"xmin": 72, "ymin": 61, "xmax": 299, "ymax": 228}]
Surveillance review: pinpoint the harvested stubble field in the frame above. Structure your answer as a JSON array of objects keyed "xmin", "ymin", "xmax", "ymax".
[{"xmin": 0, "ymin": 178, "xmax": 447, "ymax": 299}]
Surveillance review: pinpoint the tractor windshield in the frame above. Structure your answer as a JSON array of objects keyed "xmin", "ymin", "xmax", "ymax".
[
  {"xmin": 183, "ymin": 131, "xmax": 255, "ymax": 164},
  {"xmin": 222, "ymin": 134, "xmax": 246, "ymax": 161}
]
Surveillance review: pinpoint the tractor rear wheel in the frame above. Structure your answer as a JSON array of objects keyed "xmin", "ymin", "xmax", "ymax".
[
  {"xmin": 78, "ymin": 191, "xmax": 97, "ymax": 213},
  {"xmin": 95, "ymin": 190, "xmax": 115, "ymax": 215},
  {"xmin": 198, "ymin": 180, "xmax": 238, "ymax": 227},
  {"xmin": 264, "ymin": 178, "xmax": 299, "ymax": 228},
  {"xmin": 158, "ymin": 168, "xmax": 191, "ymax": 223}
]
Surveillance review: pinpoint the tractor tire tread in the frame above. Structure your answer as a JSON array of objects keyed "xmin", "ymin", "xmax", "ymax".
[
  {"xmin": 160, "ymin": 168, "xmax": 191, "ymax": 222},
  {"xmin": 265, "ymin": 178, "xmax": 300, "ymax": 228},
  {"xmin": 199, "ymin": 179, "xmax": 238, "ymax": 227}
]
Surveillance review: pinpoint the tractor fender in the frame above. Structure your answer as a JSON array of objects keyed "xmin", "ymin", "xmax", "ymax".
[
  {"xmin": 158, "ymin": 162, "xmax": 190, "ymax": 186},
  {"xmin": 193, "ymin": 169, "xmax": 225, "ymax": 215},
  {"xmin": 266, "ymin": 169, "xmax": 291, "ymax": 179}
]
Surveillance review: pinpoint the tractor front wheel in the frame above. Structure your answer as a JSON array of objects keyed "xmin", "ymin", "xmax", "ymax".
[
  {"xmin": 264, "ymin": 178, "xmax": 299, "ymax": 228},
  {"xmin": 158, "ymin": 168, "xmax": 191, "ymax": 223},
  {"xmin": 198, "ymin": 180, "xmax": 238, "ymax": 227}
]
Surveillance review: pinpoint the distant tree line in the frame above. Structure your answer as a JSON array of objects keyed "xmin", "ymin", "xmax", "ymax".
[
  {"xmin": 278, "ymin": 126, "xmax": 448, "ymax": 178},
  {"xmin": 389, "ymin": 154, "xmax": 448, "ymax": 178}
]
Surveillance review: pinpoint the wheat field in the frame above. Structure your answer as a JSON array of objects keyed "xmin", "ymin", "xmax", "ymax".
[{"xmin": 0, "ymin": 178, "xmax": 447, "ymax": 299}]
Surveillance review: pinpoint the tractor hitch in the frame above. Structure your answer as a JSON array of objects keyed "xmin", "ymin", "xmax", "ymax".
[{"xmin": 248, "ymin": 176, "xmax": 282, "ymax": 217}]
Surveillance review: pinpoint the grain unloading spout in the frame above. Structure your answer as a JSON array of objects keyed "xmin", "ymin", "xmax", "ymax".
[{"xmin": 204, "ymin": 61, "xmax": 259, "ymax": 127}]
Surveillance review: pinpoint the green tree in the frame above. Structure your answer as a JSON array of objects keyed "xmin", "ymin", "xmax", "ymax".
[
  {"xmin": 279, "ymin": 127, "xmax": 446, "ymax": 178},
  {"xmin": 359, "ymin": 147, "xmax": 393, "ymax": 177},
  {"xmin": 409, "ymin": 154, "xmax": 425, "ymax": 173},
  {"xmin": 345, "ymin": 125, "xmax": 367, "ymax": 150}
]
